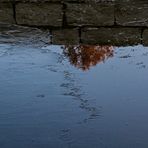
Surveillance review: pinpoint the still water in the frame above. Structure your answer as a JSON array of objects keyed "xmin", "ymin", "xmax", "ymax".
[{"xmin": 0, "ymin": 43, "xmax": 148, "ymax": 148}]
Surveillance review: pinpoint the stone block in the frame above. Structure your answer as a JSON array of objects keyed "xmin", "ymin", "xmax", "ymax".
[
  {"xmin": 16, "ymin": 3, "xmax": 63, "ymax": 26},
  {"xmin": 143, "ymin": 29, "xmax": 148, "ymax": 46},
  {"xmin": 52, "ymin": 28, "xmax": 79, "ymax": 44},
  {"xmin": 115, "ymin": 0, "xmax": 148, "ymax": 26},
  {"xmin": 0, "ymin": 3, "xmax": 15, "ymax": 24},
  {"xmin": 66, "ymin": 2, "xmax": 114, "ymax": 26},
  {"xmin": 81, "ymin": 27, "xmax": 141, "ymax": 45}
]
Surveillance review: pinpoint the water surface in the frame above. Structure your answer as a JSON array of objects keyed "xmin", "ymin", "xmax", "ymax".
[{"xmin": 0, "ymin": 43, "xmax": 148, "ymax": 148}]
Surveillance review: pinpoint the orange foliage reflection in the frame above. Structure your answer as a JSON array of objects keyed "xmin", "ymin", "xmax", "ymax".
[{"xmin": 63, "ymin": 45, "xmax": 114, "ymax": 71}]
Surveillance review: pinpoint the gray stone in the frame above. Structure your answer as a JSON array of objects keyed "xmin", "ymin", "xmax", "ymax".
[
  {"xmin": 81, "ymin": 27, "xmax": 142, "ymax": 45},
  {"xmin": 143, "ymin": 29, "xmax": 148, "ymax": 45},
  {"xmin": 115, "ymin": 1, "xmax": 148, "ymax": 26},
  {"xmin": 0, "ymin": 0, "xmax": 13, "ymax": 2},
  {"xmin": 0, "ymin": 3, "xmax": 15, "ymax": 24},
  {"xmin": 14, "ymin": 0, "xmax": 84, "ymax": 2},
  {"xmin": 16, "ymin": 3, "xmax": 63, "ymax": 26},
  {"xmin": 66, "ymin": 3, "xmax": 114, "ymax": 26},
  {"xmin": 52, "ymin": 29, "xmax": 79, "ymax": 44},
  {"xmin": 0, "ymin": 24, "xmax": 50, "ymax": 45}
]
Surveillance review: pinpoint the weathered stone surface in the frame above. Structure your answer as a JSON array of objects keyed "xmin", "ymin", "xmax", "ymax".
[
  {"xmin": 16, "ymin": 3, "xmax": 63, "ymax": 26},
  {"xmin": 66, "ymin": 3, "xmax": 114, "ymax": 26},
  {"xmin": 81, "ymin": 27, "xmax": 141, "ymax": 45},
  {"xmin": 15, "ymin": 0, "xmax": 52, "ymax": 1},
  {"xmin": 14, "ymin": 0, "xmax": 84, "ymax": 2},
  {"xmin": 52, "ymin": 29, "xmax": 79, "ymax": 44},
  {"xmin": 0, "ymin": 23, "xmax": 50, "ymax": 45},
  {"xmin": 143, "ymin": 29, "xmax": 148, "ymax": 45},
  {"xmin": 0, "ymin": 0, "xmax": 148, "ymax": 46},
  {"xmin": 115, "ymin": 1, "xmax": 148, "ymax": 26},
  {"xmin": 0, "ymin": 0, "xmax": 14, "ymax": 2},
  {"xmin": 1, "ymin": 0, "xmax": 109, "ymax": 2},
  {"xmin": 2, "ymin": 0, "xmax": 111, "ymax": 2},
  {"xmin": 0, "ymin": 3, "xmax": 15, "ymax": 24}
]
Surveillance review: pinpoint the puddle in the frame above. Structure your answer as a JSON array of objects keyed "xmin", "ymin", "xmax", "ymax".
[{"xmin": 0, "ymin": 41, "xmax": 148, "ymax": 148}]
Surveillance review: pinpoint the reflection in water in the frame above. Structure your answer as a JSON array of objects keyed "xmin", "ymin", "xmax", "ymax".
[
  {"xmin": 60, "ymin": 70, "xmax": 101, "ymax": 124},
  {"xmin": 1, "ymin": 43, "xmax": 148, "ymax": 148},
  {"xmin": 63, "ymin": 45, "xmax": 114, "ymax": 70}
]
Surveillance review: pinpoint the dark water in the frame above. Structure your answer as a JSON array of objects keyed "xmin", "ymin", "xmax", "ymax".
[{"xmin": 0, "ymin": 43, "xmax": 148, "ymax": 148}]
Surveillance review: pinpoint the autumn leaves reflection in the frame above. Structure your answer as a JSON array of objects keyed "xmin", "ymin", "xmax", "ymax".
[{"xmin": 63, "ymin": 45, "xmax": 114, "ymax": 71}]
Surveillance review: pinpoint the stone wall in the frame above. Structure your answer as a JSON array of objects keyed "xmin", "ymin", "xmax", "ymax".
[{"xmin": 0, "ymin": 0, "xmax": 148, "ymax": 45}]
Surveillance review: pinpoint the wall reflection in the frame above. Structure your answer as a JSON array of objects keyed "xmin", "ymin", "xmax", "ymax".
[{"xmin": 63, "ymin": 45, "xmax": 114, "ymax": 71}]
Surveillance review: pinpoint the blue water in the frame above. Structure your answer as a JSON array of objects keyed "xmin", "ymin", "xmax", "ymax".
[{"xmin": 0, "ymin": 44, "xmax": 148, "ymax": 148}]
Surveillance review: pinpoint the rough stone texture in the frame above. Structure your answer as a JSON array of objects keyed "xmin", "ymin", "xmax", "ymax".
[
  {"xmin": 115, "ymin": 1, "xmax": 148, "ymax": 26},
  {"xmin": 1, "ymin": 0, "xmax": 105, "ymax": 2},
  {"xmin": 52, "ymin": 29, "xmax": 79, "ymax": 44},
  {"xmin": 14, "ymin": 0, "xmax": 84, "ymax": 2},
  {"xmin": 66, "ymin": 3, "xmax": 115, "ymax": 26},
  {"xmin": 81, "ymin": 27, "xmax": 142, "ymax": 45},
  {"xmin": 0, "ymin": 0, "xmax": 148, "ymax": 45},
  {"xmin": 143, "ymin": 29, "xmax": 148, "ymax": 45},
  {"xmin": 16, "ymin": 3, "xmax": 63, "ymax": 26},
  {"xmin": 0, "ymin": 24, "xmax": 50, "ymax": 44},
  {"xmin": 0, "ymin": 0, "xmax": 13, "ymax": 2},
  {"xmin": 0, "ymin": 3, "xmax": 15, "ymax": 24},
  {"xmin": 0, "ymin": 0, "xmax": 87, "ymax": 2}
]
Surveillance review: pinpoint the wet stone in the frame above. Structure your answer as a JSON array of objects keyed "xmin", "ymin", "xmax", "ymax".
[
  {"xmin": 0, "ymin": 3, "xmax": 15, "ymax": 24},
  {"xmin": 66, "ymin": 2, "xmax": 114, "ymax": 26},
  {"xmin": 0, "ymin": 24, "xmax": 50, "ymax": 45},
  {"xmin": 0, "ymin": 0, "xmax": 13, "ymax": 2},
  {"xmin": 81, "ymin": 27, "xmax": 141, "ymax": 45},
  {"xmin": 52, "ymin": 29, "xmax": 79, "ymax": 45},
  {"xmin": 14, "ymin": 0, "xmax": 84, "ymax": 2},
  {"xmin": 143, "ymin": 29, "xmax": 148, "ymax": 46},
  {"xmin": 115, "ymin": 0, "xmax": 148, "ymax": 26},
  {"xmin": 16, "ymin": 3, "xmax": 63, "ymax": 26}
]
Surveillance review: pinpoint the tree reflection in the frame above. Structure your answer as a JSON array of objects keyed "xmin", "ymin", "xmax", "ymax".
[{"xmin": 63, "ymin": 45, "xmax": 114, "ymax": 71}]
